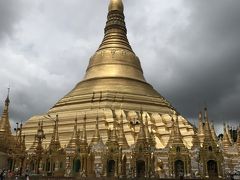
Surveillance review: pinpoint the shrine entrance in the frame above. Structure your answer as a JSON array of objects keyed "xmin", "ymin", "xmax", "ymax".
[
  {"xmin": 107, "ymin": 160, "xmax": 115, "ymax": 177},
  {"xmin": 207, "ymin": 160, "xmax": 218, "ymax": 178},
  {"xmin": 46, "ymin": 159, "xmax": 50, "ymax": 172},
  {"xmin": 8, "ymin": 159, "xmax": 13, "ymax": 171},
  {"xmin": 87, "ymin": 153, "xmax": 94, "ymax": 175},
  {"xmin": 175, "ymin": 160, "xmax": 184, "ymax": 178},
  {"xmin": 73, "ymin": 159, "xmax": 81, "ymax": 173},
  {"xmin": 136, "ymin": 160, "xmax": 145, "ymax": 178},
  {"xmin": 29, "ymin": 160, "xmax": 35, "ymax": 171}
]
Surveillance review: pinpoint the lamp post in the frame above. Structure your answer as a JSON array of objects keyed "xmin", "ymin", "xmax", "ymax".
[
  {"xmin": 13, "ymin": 122, "xmax": 25, "ymax": 176},
  {"xmin": 35, "ymin": 121, "xmax": 45, "ymax": 174}
]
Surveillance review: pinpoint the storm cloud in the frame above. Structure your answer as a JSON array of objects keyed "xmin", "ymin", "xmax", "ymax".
[{"xmin": 0, "ymin": 0, "xmax": 239, "ymax": 134}]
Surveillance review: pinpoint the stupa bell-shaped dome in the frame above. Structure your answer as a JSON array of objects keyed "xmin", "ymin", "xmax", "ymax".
[
  {"xmin": 83, "ymin": 0, "xmax": 145, "ymax": 84},
  {"xmin": 57, "ymin": 0, "xmax": 164, "ymax": 103}
]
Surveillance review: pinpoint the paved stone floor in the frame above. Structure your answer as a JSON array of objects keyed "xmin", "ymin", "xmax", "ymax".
[{"xmin": 7, "ymin": 177, "xmax": 224, "ymax": 180}]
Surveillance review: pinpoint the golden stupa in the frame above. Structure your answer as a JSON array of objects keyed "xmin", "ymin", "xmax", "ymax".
[{"xmin": 23, "ymin": 0, "xmax": 194, "ymax": 149}]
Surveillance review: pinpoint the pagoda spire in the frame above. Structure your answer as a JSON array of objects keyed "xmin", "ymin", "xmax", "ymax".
[
  {"xmin": 167, "ymin": 114, "xmax": 185, "ymax": 148},
  {"xmin": 29, "ymin": 121, "xmax": 45, "ymax": 153},
  {"xmin": 145, "ymin": 115, "xmax": 156, "ymax": 148},
  {"xmin": 0, "ymin": 88, "xmax": 11, "ymax": 133},
  {"xmin": 111, "ymin": 109, "xmax": 118, "ymax": 143},
  {"xmin": 106, "ymin": 109, "xmax": 119, "ymax": 153},
  {"xmin": 67, "ymin": 115, "xmax": 80, "ymax": 149},
  {"xmin": 117, "ymin": 112, "xmax": 129, "ymax": 149},
  {"xmin": 197, "ymin": 111, "xmax": 204, "ymax": 145},
  {"xmin": 82, "ymin": 113, "xmax": 87, "ymax": 144},
  {"xmin": 100, "ymin": 0, "xmax": 131, "ymax": 51},
  {"xmin": 201, "ymin": 107, "xmax": 218, "ymax": 151},
  {"xmin": 29, "ymin": 136, "xmax": 38, "ymax": 153},
  {"xmin": 191, "ymin": 129, "xmax": 200, "ymax": 149},
  {"xmin": 210, "ymin": 121, "xmax": 218, "ymax": 142},
  {"xmin": 237, "ymin": 126, "xmax": 240, "ymax": 151},
  {"xmin": 90, "ymin": 115, "xmax": 101, "ymax": 146},
  {"xmin": 72, "ymin": 115, "xmax": 78, "ymax": 140},
  {"xmin": 226, "ymin": 124, "xmax": 233, "ymax": 144},
  {"xmin": 80, "ymin": 113, "xmax": 88, "ymax": 154},
  {"xmin": 222, "ymin": 123, "xmax": 232, "ymax": 152},
  {"xmin": 22, "ymin": 134, "xmax": 26, "ymax": 151},
  {"xmin": 203, "ymin": 108, "xmax": 212, "ymax": 140},
  {"xmin": 48, "ymin": 114, "xmax": 61, "ymax": 151},
  {"xmin": 136, "ymin": 109, "xmax": 146, "ymax": 143},
  {"xmin": 5, "ymin": 87, "xmax": 10, "ymax": 107},
  {"xmin": 149, "ymin": 127, "xmax": 156, "ymax": 148},
  {"xmin": 53, "ymin": 115, "xmax": 60, "ymax": 141},
  {"xmin": 145, "ymin": 114, "xmax": 151, "ymax": 142}
]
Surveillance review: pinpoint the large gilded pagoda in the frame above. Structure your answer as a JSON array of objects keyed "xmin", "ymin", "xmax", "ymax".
[
  {"xmin": 1, "ymin": 0, "xmax": 240, "ymax": 179},
  {"xmin": 23, "ymin": 0, "xmax": 194, "ymax": 152}
]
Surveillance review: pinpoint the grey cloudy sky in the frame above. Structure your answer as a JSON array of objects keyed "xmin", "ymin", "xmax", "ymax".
[{"xmin": 0, "ymin": 0, "xmax": 240, "ymax": 134}]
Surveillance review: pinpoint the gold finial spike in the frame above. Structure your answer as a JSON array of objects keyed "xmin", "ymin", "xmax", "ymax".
[
  {"xmin": 136, "ymin": 110, "xmax": 146, "ymax": 142},
  {"xmin": 222, "ymin": 123, "xmax": 232, "ymax": 151},
  {"xmin": 51, "ymin": 114, "xmax": 59, "ymax": 142},
  {"xmin": 56, "ymin": 114, "xmax": 59, "ymax": 140},
  {"xmin": 83, "ymin": 113, "xmax": 87, "ymax": 142},
  {"xmin": 48, "ymin": 114, "xmax": 61, "ymax": 151},
  {"xmin": 0, "ymin": 88, "xmax": 11, "ymax": 133},
  {"xmin": 90, "ymin": 115, "xmax": 101, "ymax": 146},
  {"xmin": 204, "ymin": 107, "xmax": 208, "ymax": 121},
  {"xmin": 144, "ymin": 113, "xmax": 151, "ymax": 141},
  {"xmin": 210, "ymin": 121, "xmax": 218, "ymax": 142},
  {"xmin": 38, "ymin": 121, "xmax": 41, "ymax": 130},
  {"xmin": 118, "ymin": 112, "xmax": 129, "ymax": 149},
  {"xmin": 7, "ymin": 87, "xmax": 10, "ymax": 96},
  {"xmin": 5, "ymin": 87, "xmax": 10, "ymax": 106},
  {"xmin": 140, "ymin": 106, "xmax": 143, "ymax": 122},
  {"xmin": 83, "ymin": 113, "xmax": 87, "ymax": 128},
  {"xmin": 72, "ymin": 115, "xmax": 78, "ymax": 139},
  {"xmin": 198, "ymin": 111, "xmax": 204, "ymax": 135},
  {"xmin": 95, "ymin": 115, "xmax": 100, "ymax": 138},
  {"xmin": 3, "ymin": 88, "xmax": 10, "ymax": 108},
  {"xmin": 198, "ymin": 111, "xmax": 202, "ymax": 121},
  {"xmin": 108, "ymin": 0, "xmax": 124, "ymax": 12},
  {"xmin": 236, "ymin": 126, "xmax": 240, "ymax": 149}
]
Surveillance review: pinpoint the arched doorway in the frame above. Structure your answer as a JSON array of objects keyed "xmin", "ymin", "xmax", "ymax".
[
  {"xmin": 207, "ymin": 160, "xmax": 218, "ymax": 178},
  {"xmin": 175, "ymin": 160, "xmax": 184, "ymax": 178},
  {"xmin": 46, "ymin": 159, "xmax": 50, "ymax": 172},
  {"xmin": 73, "ymin": 159, "xmax": 81, "ymax": 173},
  {"xmin": 136, "ymin": 160, "xmax": 145, "ymax": 178},
  {"xmin": 7, "ymin": 159, "xmax": 13, "ymax": 171},
  {"xmin": 87, "ymin": 153, "xmax": 94, "ymax": 175},
  {"xmin": 107, "ymin": 160, "xmax": 115, "ymax": 177},
  {"xmin": 52, "ymin": 162, "xmax": 55, "ymax": 172},
  {"xmin": 30, "ymin": 160, "xmax": 35, "ymax": 172}
]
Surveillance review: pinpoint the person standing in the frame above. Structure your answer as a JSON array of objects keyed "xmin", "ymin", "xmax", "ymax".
[{"xmin": 0, "ymin": 169, "xmax": 5, "ymax": 180}]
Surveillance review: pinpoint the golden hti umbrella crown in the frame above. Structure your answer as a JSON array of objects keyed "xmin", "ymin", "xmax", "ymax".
[{"xmin": 108, "ymin": 0, "xmax": 124, "ymax": 12}]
